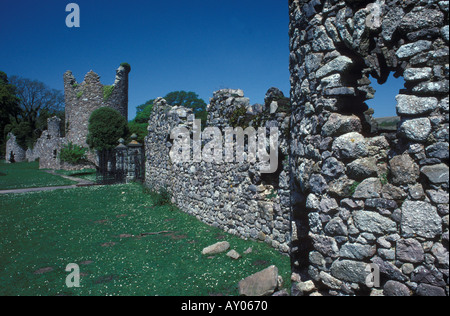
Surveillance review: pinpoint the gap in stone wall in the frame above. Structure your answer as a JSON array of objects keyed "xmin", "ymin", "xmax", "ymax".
[
  {"xmin": 366, "ymin": 73, "xmax": 406, "ymax": 119},
  {"xmin": 259, "ymin": 148, "xmax": 285, "ymax": 188}
]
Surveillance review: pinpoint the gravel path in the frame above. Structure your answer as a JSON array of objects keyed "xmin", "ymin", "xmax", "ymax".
[{"xmin": 0, "ymin": 171, "xmax": 96, "ymax": 195}]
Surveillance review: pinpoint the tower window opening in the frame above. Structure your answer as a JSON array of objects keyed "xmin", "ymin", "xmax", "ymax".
[{"xmin": 365, "ymin": 73, "xmax": 406, "ymax": 132}]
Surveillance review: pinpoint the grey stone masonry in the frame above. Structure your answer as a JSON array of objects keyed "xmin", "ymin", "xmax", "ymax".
[
  {"xmin": 145, "ymin": 89, "xmax": 291, "ymax": 254},
  {"xmin": 289, "ymin": 0, "xmax": 449, "ymax": 296},
  {"xmin": 116, "ymin": 136, "xmax": 145, "ymax": 183},
  {"xmin": 64, "ymin": 65, "xmax": 130, "ymax": 147},
  {"xmin": 34, "ymin": 117, "xmax": 66, "ymax": 169},
  {"xmin": 25, "ymin": 65, "xmax": 130, "ymax": 170},
  {"xmin": 5, "ymin": 133, "xmax": 26, "ymax": 163}
]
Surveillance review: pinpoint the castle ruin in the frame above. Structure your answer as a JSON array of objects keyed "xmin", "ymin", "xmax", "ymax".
[
  {"xmin": 5, "ymin": 133, "xmax": 26, "ymax": 163},
  {"xmin": 64, "ymin": 65, "xmax": 130, "ymax": 148},
  {"xmin": 24, "ymin": 65, "xmax": 130, "ymax": 170}
]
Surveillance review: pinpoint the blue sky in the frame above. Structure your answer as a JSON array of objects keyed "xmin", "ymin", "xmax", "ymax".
[
  {"xmin": 366, "ymin": 74, "xmax": 405, "ymax": 118},
  {"xmin": 0, "ymin": 0, "xmax": 401, "ymax": 120},
  {"xmin": 0, "ymin": 0, "xmax": 290, "ymax": 120}
]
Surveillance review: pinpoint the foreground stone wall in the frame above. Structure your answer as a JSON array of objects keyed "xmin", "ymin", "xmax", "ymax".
[
  {"xmin": 289, "ymin": 0, "xmax": 449, "ymax": 296},
  {"xmin": 145, "ymin": 89, "xmax": 292, "ymax": 253}
]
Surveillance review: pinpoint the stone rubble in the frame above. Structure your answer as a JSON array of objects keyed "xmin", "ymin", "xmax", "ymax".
[{"xmin": 238, "ymin": 265, "xmax": 281, "ymax": 296}]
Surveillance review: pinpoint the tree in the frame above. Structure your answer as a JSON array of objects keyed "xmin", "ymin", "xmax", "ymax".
[
  {"xmin": 0, "ymin": 72, "xmax": 20, "ymax": 120},
  {"xmin": 3, "ymin": 120, "xmax": 33, "ymax": 149},
  {"xmin": 2, "ymin": 76, "xmax": 65, "ymax": 151},
  {"xmin": 127, "ymin": 121, "xmax": 148, "ymax": 144},
  {"xmin": 128, "ymin": 99, "xmax": 154, "ymax": 144},
  {"xmin": 164, "ymin": 91, "xmax": 207, "ymax": 127},
  {"xmin": 87, "ymin": 107, "xmax": 128, "ymax": 151},
  {"xmin": 0, "ymin": 71, "xmax": 20, "ymax": 156},
  {"xmin": 1, "ymin": 74, "xmax": 65, "ymax": 154},
  {"xmin": 134, "ymin": 99, "xmax": 155, "ymax": 124},
  {"xmin": 164, "ymin": 91, "xmax": 207, "ymax": 115},
  {"xmin": 128, "ymin": 91, "xmax": 208, "ymax": 145},
  {"xmin": 9, "ymin": 76, "xmax": 64, "ymax": 128},
  {"xmin": 132, "ymin": 91, "xmax": 207, "ymax": 127}
]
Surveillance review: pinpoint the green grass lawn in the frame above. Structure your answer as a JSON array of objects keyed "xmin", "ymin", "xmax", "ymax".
[
  {"xmin": 0, "ymin": 183, "xmax": 291, "ymax": 296},
  {"xmin": 54, "ymin": 168, "xmax": 97, "ymax": 182},
  {"xmin": 0, "ymin": 161, "xmax": 77, "ymax": 190}
]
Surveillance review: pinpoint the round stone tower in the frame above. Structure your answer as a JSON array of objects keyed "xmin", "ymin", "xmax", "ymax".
[
  {"xmin": 289, "ymin": 0, "xmax": 449, "ymax": 296},
  {"xmin": 63, "ymin": 64, "xmax": 130, "ymax": 147}
]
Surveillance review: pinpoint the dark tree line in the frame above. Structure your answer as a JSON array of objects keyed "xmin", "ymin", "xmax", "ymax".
[{"xmin": 0, "ymin": 71, "xmax": 64, "ymax": 155}]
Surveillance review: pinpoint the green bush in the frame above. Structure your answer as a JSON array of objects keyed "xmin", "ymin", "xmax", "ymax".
[
  {"xmin": 87, "ymin": 107, "xmax": 128, "ymax": 151},
  {"xmin": 59, "ymin": 142, "xmax": 88, "ymax": 164},
  {"xmin": 143, "ymin": 185, "xmax": 173, "ymax": 207},
  {"xmin": 155, "ymin": 186, "xmax": 172, "ymax": 206},
  {"xmin": 128, "ymin": 121, "xmax": 148, "ymax": 144},
  {"xmin": 134, "ymin": 100, "xmax": 154, "ymax": 123}
]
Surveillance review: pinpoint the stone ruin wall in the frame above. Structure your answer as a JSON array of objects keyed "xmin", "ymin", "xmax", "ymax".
[
  {"xmin": 6, "ymin": 118, "xmax": 65, "ymax": 166},
  {"xmin": 145, "ymin": 89, "xmax": 292, "ymax": 253},
  {"xmin": 289, "ymin": 0, "xmax": 449, "ymax": 296},
  {"xmin": 64, "ymin": 65, "xmax": 130, "ymax": 148},
  {"xmin": 33, "ymin": 117, "xmax": 67, "ymax": 169},
  {"xmin": 24, "ymin": 65, "xmax": 130, "ymax": 170},
  {"xmin": 5, "ymin": 133, "xmax": 26, "ymax": 163}
]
